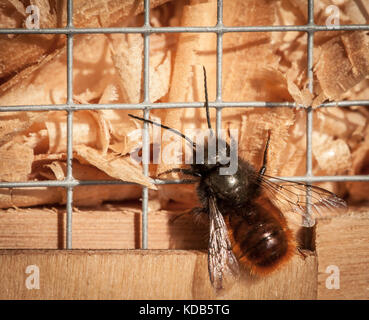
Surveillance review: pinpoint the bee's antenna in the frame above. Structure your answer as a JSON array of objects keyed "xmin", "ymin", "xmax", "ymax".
[
  {"xmin": 259, "ymin": 130, "xmax": 271, "ymax": 176},
  {"xmin": 128, "ymin": 113, "xmax": 197, "ymax": 148},
  {"xmin": 203, "ymin": 66, "xmax": 214, "ymax": 136}
]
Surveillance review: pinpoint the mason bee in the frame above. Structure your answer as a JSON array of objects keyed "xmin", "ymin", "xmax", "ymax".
[{"xmin": 129, "ymin": 67, "xmax": 347, "ymax": 291}]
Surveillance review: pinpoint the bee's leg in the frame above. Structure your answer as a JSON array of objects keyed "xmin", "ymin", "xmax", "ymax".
[
  {"xmin": 188, "ymin": 206, "xmax": 208, "ymax": 225},
  {"xmin": 158, "ymin": 168, "xmax": 200, "ymax": 178},
  {"xmin": 296, "ymin": 247, "xmax": 308, "ymax": 260},
  {"xmin": 169, "ymin": 207, "xmax": 204, "ymax": 224},
  {"xmin": 259, "ymin": 130, "xmax": 272, "ymax": 175},
  {"xmin": 169, "ymin": 210, "xmax": 191, "ymax": 224}
]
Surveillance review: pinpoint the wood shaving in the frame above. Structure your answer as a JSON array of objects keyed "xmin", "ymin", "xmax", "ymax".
[{"xmin": 0, "ymin": 0, "xmax": 369, "ymax": 208}]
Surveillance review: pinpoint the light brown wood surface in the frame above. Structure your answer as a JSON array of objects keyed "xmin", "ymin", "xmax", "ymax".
[
  {"xmin": 0, "ymin": 203, "xmax": 368, "ymax": 299},
  {"xmin": 316, "ymin": 208, "xmax": 369, "ymax": 300},
  {"xmin": 0, "ymin": 249, "xmax": 316, "ymax": 300},
  {"xmin": 0, "ymin": 202, "xmax": 207, "ymax": 250}
]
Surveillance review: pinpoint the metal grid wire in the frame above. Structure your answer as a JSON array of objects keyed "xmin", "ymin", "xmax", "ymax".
[{"xmin": 0, "ymin": 0, "xmax": 369, "ymax": 249}]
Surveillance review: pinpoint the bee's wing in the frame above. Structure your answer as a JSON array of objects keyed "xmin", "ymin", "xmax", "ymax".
[
  {"xmin": 258, "ymin": 174, "xmax": 348, "ymax": 227},
  {"xmin": 208, "ymin": 196, "xmax": 240, "ymax": 291}
]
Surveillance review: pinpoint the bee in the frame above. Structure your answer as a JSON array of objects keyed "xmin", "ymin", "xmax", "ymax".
[{"xmin": 128, "ymin": 67, "xmax": 347, "ymax": 291}]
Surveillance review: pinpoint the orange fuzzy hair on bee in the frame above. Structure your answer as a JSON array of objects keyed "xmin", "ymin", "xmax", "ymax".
[{"xmin": 225, "ymin": 195, "xmax": 296, "ymax": 276}]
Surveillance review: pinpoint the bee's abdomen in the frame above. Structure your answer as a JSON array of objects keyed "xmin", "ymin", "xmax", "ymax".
[
  {"xmin": 226, "ymin": 210, "xmax": 295, "ymax": 275},
  {"xmin": 242, "ymin": 222, "xmax": 288, "ymax": 267}
]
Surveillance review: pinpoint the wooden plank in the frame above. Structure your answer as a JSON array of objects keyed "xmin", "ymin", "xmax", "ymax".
[
  {"xmin": 316, "ymin": 209, "xmax": 369, "ymax": 300},
  {"xmin": 0, "ymin": 203, "xmax": 207, "ymax": 250},
  {"xmin": 0, "ymin": 249, "xmax": 317, "ymax": 300},
  {"xmin": 1, "ymin": 203, "xmax": 368, "ymax": 299},
  {"xmin": 0, "ymin": 201, "xmax": 302, "ymax": 250}
]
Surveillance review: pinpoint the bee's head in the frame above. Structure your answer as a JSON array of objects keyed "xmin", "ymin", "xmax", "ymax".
[{"xmin": 190, "ymin": 136, "xmax": 239, "ymax": 177}]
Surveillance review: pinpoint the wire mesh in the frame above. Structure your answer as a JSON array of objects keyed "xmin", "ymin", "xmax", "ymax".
[{"xmin": 0, "ymin": 0, "xmax": 368, "ymax": 249}]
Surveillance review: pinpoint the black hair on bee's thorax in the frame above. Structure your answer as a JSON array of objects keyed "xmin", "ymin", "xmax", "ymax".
[{"xmin": 190, "ymin": 137, "xmax": 262, "ymax": 215}]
